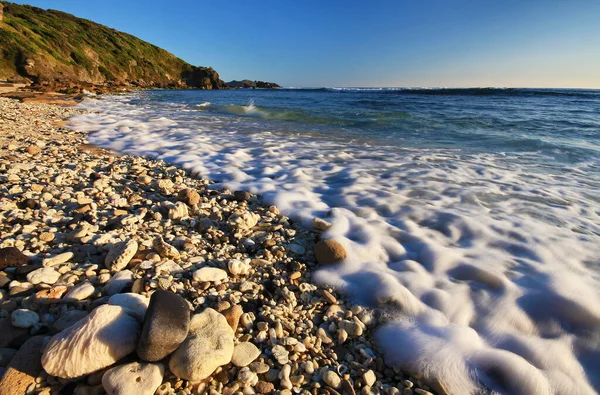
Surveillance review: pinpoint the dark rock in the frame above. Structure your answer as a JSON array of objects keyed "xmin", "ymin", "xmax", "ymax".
[
  {"xmin": 12, "ymin": 264, "xmax": 42, "ymax": 276},
  {"xmin": 0, "ymin": 247, "xmax": 29, "ymax": 270},
  {"xmin": 177, "ymin": 188, "xmax": 200, "ymax": 206},
  {"xmin": 226, "ymin": 80, "xmax": 280, "ymax": 89},
  {"xmin": 51, "ymin": 310, "xmax": 88, "ymax": 334},
  {"xmin": 17, "ymin": 198, "xmax": 38, "ymax": 209},
  {"xmin": 9, "ymin": 286, "xmax": 35, "ymax": 297},
  {"xmin": 183, "ymin": 66, "xmax": 227, "ymax": 90},
  {"xmin": 0, "ymin": 319, "xmax": 29, "ymax": 348},
  {"xmin": 234, "ymin": 190, "xmax": 252, "ymax": 202},
  {"xmin": 315, "ymin": 240, "xmax": 347, "ymax": 265},
  {"xmin": 137, "ymin": 290, "xmax": 190, "ymax": 361},
  {"xmin": 0, "ymin": 336, "xmax": 44, "ymax": 395},
  {"xmin": 0, "ymin": 275, "xmax": 10, "ymax": 289}
]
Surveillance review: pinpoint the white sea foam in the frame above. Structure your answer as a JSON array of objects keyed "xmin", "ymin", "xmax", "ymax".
[
  {"xmin": 72, "ymin": 95, "xmax": 600, "ymax": 394},
  {"xmin": 196, "ymin": 101, "xmax": 212, "ymax": 107}
]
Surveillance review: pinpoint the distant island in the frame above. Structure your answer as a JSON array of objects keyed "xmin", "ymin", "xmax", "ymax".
[
  {"xmin": 0, "ymin": 2, "xmax": 278, "ymax": 93},
  {"xmin": 226, "ymin": 80, "xmax": 280, "ymax": 89}
]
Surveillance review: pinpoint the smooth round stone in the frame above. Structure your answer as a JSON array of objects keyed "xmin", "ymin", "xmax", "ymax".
[
  {"xmin": 102, "ymin": 362, "xmax": 164, "ymax": 395},
  {"xmin": 42, "ymin": 305, "xmax": 140, "ymax": 378},
  {"xmin": 63, "ymin": 281, "xmax": 95, "ymax": 302},
  {"xmin": 169, "ymin": 308, "xmax": 234, "ymax": 381},
  {"xmin": 137, "ymin": 290, "xmax": 189, "ymax": 361},
  {"xmin": 315, "ymin": 239, "xmax": 347, "ymax": 265},
  {"xmin": 11, "ymin": 309, "xmax": 39, "ymax": 328},
  {"xmin": 231, "ymin": 342, "xmax": 261, "ymax": 367},
  {"xmin": 322, "ymin": 369, "xmax": 342, "ymax": 389},
  {"xmin": 234, "ymin": 190, "xmax": 252, "ymax": 202},
  {"xmin": 26, "ymin": 267, "xmax": 60, "ymax": 285},
  {"xmin": 192, "ymin": 267, "xmax": 227, "ymax": 283}
]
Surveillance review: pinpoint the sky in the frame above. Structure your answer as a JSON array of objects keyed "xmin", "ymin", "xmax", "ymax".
[{"xmin": 9, "ymin": 0, "xmax": 600, "ymax": 88}]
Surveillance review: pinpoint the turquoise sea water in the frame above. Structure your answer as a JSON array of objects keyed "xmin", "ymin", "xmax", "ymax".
[{"xmin": 74, "ymin": 88, "xmax": 600, "ymax": 394}]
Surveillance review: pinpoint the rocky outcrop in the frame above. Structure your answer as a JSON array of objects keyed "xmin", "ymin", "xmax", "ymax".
[
  {"xmin": 183, "ymin": 67, "xmax": 227, "ymax": 90},
  {"xmin": 226, "ymin": 80, "xmax": 280, "ymax": 89}
]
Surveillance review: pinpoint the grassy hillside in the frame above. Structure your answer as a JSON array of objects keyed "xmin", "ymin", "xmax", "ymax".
[{"xmin": 0, "ymin": 2, "xmax": 226, "ymax": 90}]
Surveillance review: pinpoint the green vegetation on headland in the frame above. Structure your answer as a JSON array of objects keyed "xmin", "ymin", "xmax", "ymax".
[{"xmin": 0, "ymin": 2, "xmax": 278, "ymax": 92}]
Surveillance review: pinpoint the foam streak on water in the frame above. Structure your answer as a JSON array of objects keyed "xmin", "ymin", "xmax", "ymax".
[{"xmin": 72, "ymin": 91, "xmax": 600, "ymax": 394}]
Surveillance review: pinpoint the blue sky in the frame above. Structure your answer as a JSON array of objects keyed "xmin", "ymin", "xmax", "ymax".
[{"xmin": 10, "ymin": 0, "xmax": 600, "ymax": 88}]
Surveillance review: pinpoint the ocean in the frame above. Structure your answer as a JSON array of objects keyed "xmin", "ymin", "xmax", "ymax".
[{"xmin": 72, "ymin": 88, "xmax": 600, "ymax": 394}]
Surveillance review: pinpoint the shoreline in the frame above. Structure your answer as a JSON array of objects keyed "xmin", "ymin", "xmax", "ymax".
[{"xmin": 0, "ymin": 97, "xmax": 439, "ymax": 394}]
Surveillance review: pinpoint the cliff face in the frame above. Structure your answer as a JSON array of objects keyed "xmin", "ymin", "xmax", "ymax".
[{"xmin": 0, "ymin": 2, "xmax": 226, "ymax": 90}]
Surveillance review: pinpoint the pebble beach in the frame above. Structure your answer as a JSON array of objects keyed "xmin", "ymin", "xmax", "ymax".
[{"xmin": 0, "ymin": 96, "xmax": 438, "ymax": 395}]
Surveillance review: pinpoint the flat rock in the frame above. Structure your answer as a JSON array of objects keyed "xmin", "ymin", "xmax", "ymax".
[
  {"xmin": 108, "ymin": 293, "xmax": 149, "ymax": 322},
  {"xmin": 63, "ymin": 281, "xmax": 95, "ymax": 302},
  {"xmin": 137, "ymin": 290, "xmax": 189, "ymax": 361},
  {"xmin": 105, "ymin": 239, "xmax": 138, "ymax": 273},
  {"xmin": 231, "ymin": 342, "xmax": 261, "ymax": 367},
  {"xmin": 169, "ymin": 308, "xmax": 234, "ymax": 381},
  {"xmin": 26, "ymin": 267, "xmax": 60, "ymax": 285},
  {"xmin": 42, "ymin": 252, "xmax": 74, "ymax": 267},
  {"xmin": 315, "ymin": 239, "xmax": 347, "ymax": 265},
  {"xmin": 102, "ymin": 362, "xmax": 164, "ymax": 395},
  {"xmin": 193, "ymin": 267, "xmax": 227, "ymax": 283},
  {"xmin": 0, "ymin": 247, "xmax": 29, "ymax": 270},
  {"xmin": 103, "ymin": 270, "xmax": 133, "ymax": 296},
  {"xmin": 0, "ymin": 336, "xmax": 44, "ymax": 395},
  {"xmin": 312, "ymin": 217, "xmax": 332, "ymax": 232},
  {"xmin": 42, "ymin": 305, "xmax": 140, "ymax": 378}
]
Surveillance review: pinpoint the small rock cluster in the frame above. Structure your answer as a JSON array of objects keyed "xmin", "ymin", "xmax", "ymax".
[{"xmin": 0, "ymin": 97, "xmax": 439, "ymax": 395}]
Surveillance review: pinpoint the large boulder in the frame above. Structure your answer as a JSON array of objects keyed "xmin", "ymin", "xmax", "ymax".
[
  {"xmin": 137, "ymin": 290, "xmax": 190, "ymax": 361},
  {"xmin": 42, "ymin": 305, "xmax": 140, "ymax": 378},
  {"xmin": 169, "ymin": 308, "xmax": 234, "ymax": 381}
]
